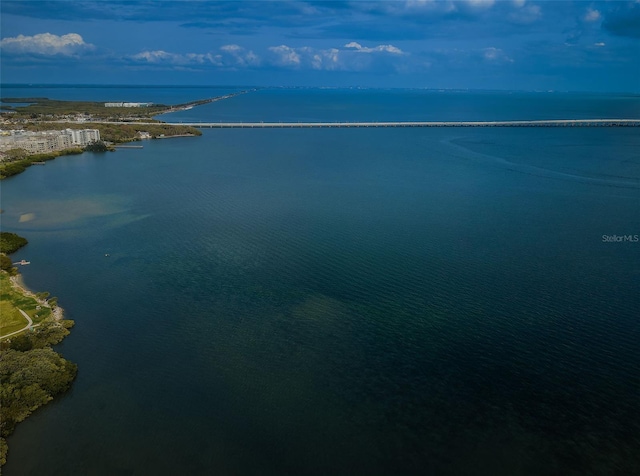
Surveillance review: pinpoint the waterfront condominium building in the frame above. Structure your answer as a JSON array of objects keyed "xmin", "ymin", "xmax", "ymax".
[
  {"xmin": 67, "ymin": 128, "xmax": 100, "ymax": 145},
  {"xmin": 0, "ymin": 128, "xmax": 101, "ymax": 154}
]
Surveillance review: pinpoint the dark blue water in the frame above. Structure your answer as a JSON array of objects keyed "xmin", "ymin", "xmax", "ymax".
[
  {"xmin": 2, "ymin": 88, "xmax": 639, "ymax": 475},
  {"xmin": 158, "ymin": 88, "xmax": 640, "ymax": 123}
]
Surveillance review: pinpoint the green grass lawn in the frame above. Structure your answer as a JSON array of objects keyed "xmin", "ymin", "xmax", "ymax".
[
  {"xmin": 0, "ymin": 301, "xmax": 29, "ymax": 335},
  {"xmin": 0, "ymin": 272, "xmax": 51, "ymax": 338}
]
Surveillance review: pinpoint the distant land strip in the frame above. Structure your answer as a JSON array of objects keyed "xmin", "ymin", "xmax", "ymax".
[{"xmin": 162, "ymin": 119, "xmax": 640, "ymax": 128}]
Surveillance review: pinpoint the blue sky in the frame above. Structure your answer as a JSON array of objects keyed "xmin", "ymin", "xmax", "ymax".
[{"xmin": 1, "ymin": 1, "xmax": 639, "ymax": 91}]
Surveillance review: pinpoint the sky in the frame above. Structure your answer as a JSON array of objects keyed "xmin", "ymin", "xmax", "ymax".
[{"xmin": 1, "ymin": 0, "xmax": 639, "ymax": 91}]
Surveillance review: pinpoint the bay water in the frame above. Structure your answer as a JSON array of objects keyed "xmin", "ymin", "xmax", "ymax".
[{"xmin": 1, "ymin": 87, "xmax": 639, "ymax": 475}]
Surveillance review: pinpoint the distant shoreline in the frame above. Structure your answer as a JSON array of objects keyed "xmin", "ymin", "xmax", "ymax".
[
  {"xmin": 162, "ymin": 118, "xmax": 640, "ymax": 128},
  {"xmin": 154, "ymin": 90, "xmax": 252, "ymax": 116},
  {"xmin": 0, "ymin": 91, "xmax": 256, "ymax": 179}
]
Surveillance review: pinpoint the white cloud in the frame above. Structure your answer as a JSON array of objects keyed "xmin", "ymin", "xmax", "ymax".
[
  {"xmin": 268, "ymin": 45, "xmax": 302, "ymax": 66},
  {"xmin": 309, "ymin": 48, "xmax": 342, "ymax": 70},
  {"xmin": 0, "ymin": 32, "xmax": 93, "ymax": 55},
  {"xmin": 405, "ymin": 0, "xmax": 437, "ymax": 6},
  {"xmin": 483, "ymin": 47, "xmax": 514, "ymax": 63},
  {"xmin": 219, "ymin": 44, "xmax": 260, "ymax": 67},
  {"xmin": 311, "ymin": 48, "xmax": 340, "ymax": 70},
  {"xmin": 131, "ymin": 45, "xmax": 259, "ymax": 69},
  {"xmin": 133, "ymin": 50, "xmax": 176, "ymax": 63},
  {"xmin": 220, "ymin": 44, "xmax": 242, "ymax": 53},
  {"xmin": 266, "ymin": 43, "xmax": 409, "ymax": 72},
  {"xmin": 403, "ymin": 0, "xmax": 456, "ymax": 14},
  {"xmin": 132, "ymin": 50, "xmax": 214, "ymax": 65},
  {"xmin": 344, "ymin": 42, "xmax": 405, "ymax": 55},
  {"xmin": 584, "ymin": 8, "xmax": 601, "ymax": 22},
  {"xmin": 508, "ymin": 3, "xmax": 541, "ymax": 24},
  {"xmin": 464, "ymin": 0, "xmax": 495, "ymax": 9},
  {"xmin": 130, "ymin": 42, "xmax": 407, "ymax": 73}
]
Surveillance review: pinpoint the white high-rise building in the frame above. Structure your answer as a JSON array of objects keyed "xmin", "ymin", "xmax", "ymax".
[
  {"xmin": 66, "ymin": 128, "xmax": 100, "ymax": 145},
  {"xmin": 83, "ymin": 129, "xmax": 100, "ymax": 143},
  {"xmin": 56, "ymin": 134, "xmax": 72, "ymax": 149}
]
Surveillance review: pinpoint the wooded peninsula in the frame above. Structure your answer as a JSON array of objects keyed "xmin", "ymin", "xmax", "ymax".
[
  {"xmin": 0, "ymin": 232, "xmax": 76, "ymax": 467},
  {"xmin": 0, "ymin": 92, "xmax": 249, "ymax": 179}
]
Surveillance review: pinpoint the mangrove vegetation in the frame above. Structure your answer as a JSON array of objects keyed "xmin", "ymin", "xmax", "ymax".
[{"xmin": 0, "ymin": 233, "xmax": 76, "ymax": 467}]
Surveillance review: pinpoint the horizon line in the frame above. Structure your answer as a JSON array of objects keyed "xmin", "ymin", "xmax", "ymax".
[{"xmin": 1, "ymin": 84, "xmax": 639, "ymax": 95}]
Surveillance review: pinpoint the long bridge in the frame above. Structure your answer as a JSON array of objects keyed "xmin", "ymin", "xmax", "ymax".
[{"xmin": 166, "ymin": 119, "xmax": 640, "ymax": 128}]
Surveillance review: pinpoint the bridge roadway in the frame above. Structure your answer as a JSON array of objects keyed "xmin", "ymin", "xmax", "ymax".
[{"xmin": 166, "ymin": 119, "xmax": 640, "ymax": 128}]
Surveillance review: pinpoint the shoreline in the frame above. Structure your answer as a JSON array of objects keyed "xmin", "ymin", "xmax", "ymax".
[
  {"xmin": 1, "ymin": 264, "xmax": 76, "ymax": 467},
  {"xmin": 0, "ymin": 91, "xmax": 241, "ymax": 180},
  {"xmin": 0, "ymin": 128, "xmax": 199, "ymax": 180},
  {"xmin": 8, "ymin": 274, "xmax": 64, "ymax": 323},
  {"xmin": 153, "ymin": 133, "xmax": 198, "ymax": 139},
  {"xmin": 153, "ymin": 90, "xmax": 251, "ymax": 116}
]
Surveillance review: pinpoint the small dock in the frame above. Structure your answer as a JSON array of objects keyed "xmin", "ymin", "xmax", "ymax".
[
  {"xmin": 114, "ymin": 145, "xmax": 143, "ymax": 149},
  {"xmin": 31, "ymin": 161, "xmax": 46, "ymax": 165}
]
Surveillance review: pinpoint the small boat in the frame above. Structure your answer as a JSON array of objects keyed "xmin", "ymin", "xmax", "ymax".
[{"xmin": 13, "ymin": 260, "xmax": 31, "ymax": 265}]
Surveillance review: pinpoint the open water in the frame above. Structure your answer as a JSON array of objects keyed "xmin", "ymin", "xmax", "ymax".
[{"xmin": 1, "ymin": 87, "xmax": 639, "ymax": 475}]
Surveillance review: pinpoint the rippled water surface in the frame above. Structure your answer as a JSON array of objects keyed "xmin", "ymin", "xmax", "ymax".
[{"xmin": 2, "ymin": 88, "xmax": 639, "ymax": 475}]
